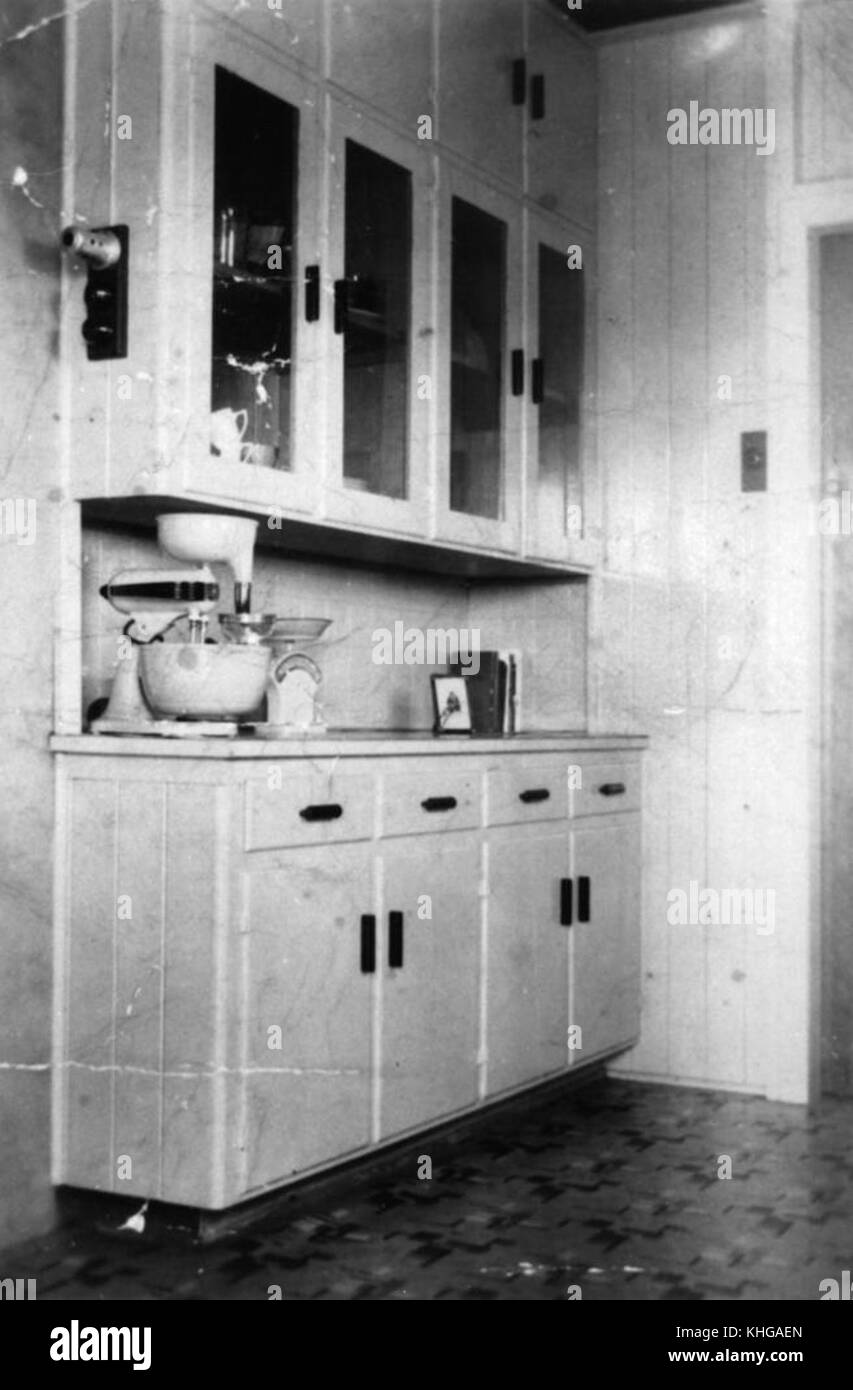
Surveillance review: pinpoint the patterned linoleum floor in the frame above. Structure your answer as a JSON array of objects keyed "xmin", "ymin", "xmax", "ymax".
[{"xmin": 4, "ymin": 1078, "xmax": 852, "ymax": 1300}]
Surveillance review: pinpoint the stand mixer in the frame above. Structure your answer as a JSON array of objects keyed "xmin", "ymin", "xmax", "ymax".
[{"xmin": 91, "ymin": 514, "xmax": 271, "ymax": 737}]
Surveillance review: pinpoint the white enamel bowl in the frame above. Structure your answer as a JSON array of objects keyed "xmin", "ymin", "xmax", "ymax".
[{"xmin": 140, "ymin": 642, "xmax": 271, "ymax": 719}]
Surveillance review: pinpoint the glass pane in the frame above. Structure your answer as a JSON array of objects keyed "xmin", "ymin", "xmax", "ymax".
[
  {"xmin": 212, "ymin": 67, "xmax": 297, "ymax": 470},
  {"xmin": 343, "ymin": 141, "xmax": 411, "ymax": 499},
  {"xmin": 450, "ymin": 198, "xmax": 505, "ymax": 520},
  {"xmin": 538, "ymin": 244, "xmax": 584, "ymax": 535}
]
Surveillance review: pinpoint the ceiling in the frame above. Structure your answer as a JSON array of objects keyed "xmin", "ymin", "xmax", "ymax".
[{"xmin": 558, "ymin": 0, "xmax": 751, "ymax": 32}]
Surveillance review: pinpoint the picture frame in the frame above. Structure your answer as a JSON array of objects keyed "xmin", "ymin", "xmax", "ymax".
[{"xmin": 431, "ymin": 675, "xmax": 472, "ymax": 735}]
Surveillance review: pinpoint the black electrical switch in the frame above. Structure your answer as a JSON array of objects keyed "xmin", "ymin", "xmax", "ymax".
[
  {"xmin": 741, "ymin": 430, "xmax": 767, "ymax": 492},
  {"xmin": 62, "ymin": 224, "xmax": 129, "ymax": 361}
]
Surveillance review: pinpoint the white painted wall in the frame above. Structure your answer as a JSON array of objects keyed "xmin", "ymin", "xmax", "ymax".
[{"xmin": 593, "ymin": 1, "xmax": 840, "ymax": 1104}]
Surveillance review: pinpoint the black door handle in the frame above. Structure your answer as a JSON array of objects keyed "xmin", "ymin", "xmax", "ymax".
[
  {"xmin": 299, "ymin": 803, "xmax": 343, "ymax": 822},
  {"xmin": 560, "ymin": 878, "xmax": 573, "ymax": 927},
  {"xmin": 333, "ymin": 278, "xmax": 348, "ymax": 334},
  {"xmin": 578, "ymin": 876, "xmax": 590, "ymax": 923},
  {"xmin": 360, "ymin": 914, "xmax": 376, "ymax": 973},
  {"xmin": 519, "ymin": 787, "xmax": 550, "ymax": 804},
  {"xmin": 512, "ymin": 57, "xmax": 526, "ymax": 106},
  {"xmin": 532, "ymin": 357, "xmax": 544, "ymax": 405},
  {"xmin": 530, "ymin": 73, "xmax": 545, "ymax": 120},
  {"xmin": 389, "ymin": 911, "xmax": 404, "ymax": 968},
  {"xmin": 511, "ymin": 348, "xmax": 524, "ymax": 396},
  {"xmin": 599, "ymin": 782, "xmax": 626, "ymax": 797},
  {"xmin": 421, "ymin": 796, "xmax": 457, "ymax": 813},
  {"xmin": 304, "ymin": 264, "xmax": 320, "ymax": 322}
]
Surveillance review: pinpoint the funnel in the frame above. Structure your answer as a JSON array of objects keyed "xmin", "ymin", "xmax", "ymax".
[{"xmin": 157, "ymin": 513, "xmax": 259, "ymax": 614}]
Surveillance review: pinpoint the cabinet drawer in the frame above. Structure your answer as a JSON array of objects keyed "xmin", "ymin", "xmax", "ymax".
[
  {"xmin": 572, "ymin": 761, "xmax": 640, "ymax": 818},
  {"xmin": 245, "ymin": 770, "xmax": 375, "ymax": 851},
  {"xmin": 485, "ymin": 763, "xmax": 568, "ymax": 826},
  {"xmin": 380, "ymin": 768, "xmax": 481, "ymax": 837}
]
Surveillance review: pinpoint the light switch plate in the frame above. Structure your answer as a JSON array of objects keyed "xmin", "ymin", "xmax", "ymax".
[{"xmin": 741, "ymin": 431, "xmax": 767, "ymax": 492}]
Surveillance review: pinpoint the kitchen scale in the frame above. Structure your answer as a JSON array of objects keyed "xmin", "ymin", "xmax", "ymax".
[{"xmin": 258, "ymin": 618, "xmax": 331, "ymax": 736}]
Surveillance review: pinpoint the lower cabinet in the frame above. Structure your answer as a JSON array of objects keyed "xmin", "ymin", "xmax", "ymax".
[
  {"xmin": 53, "ymin": 744, "xmax": 643, "ymax": 1209},
  {"xmin": 570, "ymin": 817, "xmax": 642, "ymax": 1064},
  {"xmin": 378, "ymin": 835, "xmax": 481, "ymax": 1139},
  {"xmin": 240, "ymin": 846, "xmax": 374, "ymax": 1192},
  {"xmin": 485, "ymin": 826, "xmax": 569, "ymax": 1095}
]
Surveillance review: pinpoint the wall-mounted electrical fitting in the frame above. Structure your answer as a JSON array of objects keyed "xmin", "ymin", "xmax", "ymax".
[{"xmin": 60, "ymin": 224, "xmax": 129, "ymax": 360}]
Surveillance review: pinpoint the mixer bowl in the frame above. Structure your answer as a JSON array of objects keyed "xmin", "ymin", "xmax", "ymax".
[{"xmin": 140, "ymin": 642, "xmax": 271, "ymax": 720}]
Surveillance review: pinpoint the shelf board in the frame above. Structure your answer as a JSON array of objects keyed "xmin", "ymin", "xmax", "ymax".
[{"xmin": 80, "ymin": 495, "xmax": 590, "ymax": 583}]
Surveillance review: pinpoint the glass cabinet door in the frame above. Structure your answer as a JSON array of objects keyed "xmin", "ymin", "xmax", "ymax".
[
  {"xmin": 525, "ymin": 216, "xmax": 596, "ymax": 565},
  {"xmin": 342, "ymin": 141, "xmax": 411, "ymax": 500},
  {"xmin": 324, "ymin": 103, "xmax": 432, "ymax": 537},
  {"xmin": 436, "ymin": 170, "xmax": 522, "ymax": 554},
  {"xmin": 212, "ymin": 66, "xmax": 297, "ymax": 471},
  {"xmin": 450, "ymin": 198, "xmax": 505, "ymax": 522}
]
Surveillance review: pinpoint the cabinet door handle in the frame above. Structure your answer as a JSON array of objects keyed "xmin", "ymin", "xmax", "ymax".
[
  {"xmin": 512, "ymin": 57, "xmax": 527, "ymax": 106},
  {"xmin": 532, "ymin": 357, "xmax": 544, "ymax": 405},
  {"xmin": 530, "ymin": 73, "xmax": 545, "ymax": 120},
  {"xmin": 421, "ymin": 795, "xmax": 457, "ymax": 813},
  {"xmin": 578, "ymin": 876, "xmax": 591, "ymax": 923},
  {"xmin": 333, "ymin": 278, "xmax": 348, "ymax": 335},
  {"xmin": 560, "ymin": 877, "xmax": 573, "ymax": 927},
  {"xmin": 599, "ymin": 782, "xmax": 626, "ymax": 797},
  {"xmin": 389, "ymin": 910, "xmax": 404, "ymax": 968},
  {"xmin": 511, "ymin": 348, "xmax": 524, "ymax": 397},
  {"xmin": 519, "ymin": 787, "xmax": 550, "ymax": 804},
  {"xmin": 298, "ymin": 802, "xmax": 343, "ymax": 822},
  {"xmin": 304, "ymin": 264, "xmax": 320, "ymax": 322},
  {"xmin": 360, "ymin": 914, "xmax": 376, "ymax": 974}
]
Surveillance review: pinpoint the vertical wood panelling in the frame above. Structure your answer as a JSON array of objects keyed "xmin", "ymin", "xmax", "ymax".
[
  {"xmin": 661, "ymin": 24, "xmax": 710, "ymax": 1084},
  {"xmin": 599, "ymin": 10, "xmax": 812, "ymax": 1098},
  {"xmin": 112, "ymin": 780, "xmax": 164, "ymax": 1196},
  {"xmin": 64, "ymin": 779, "xmax": 116, "ymax": 1190}
]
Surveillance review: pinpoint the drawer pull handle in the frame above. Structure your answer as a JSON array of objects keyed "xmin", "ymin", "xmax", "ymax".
[
  {"xmin": 599, "ymin": 782, "xmax": 626, "ymax": 797},
  {"xmin": 360, "ymin": 914, "xmax": 376, "ymax": 974},
  {"xmin": 560, "ymin": 877, "xmax": 573, "ymax": 927},
  {"xmin": 389, "ymin": 910, "xmax": 404, "ymax": 969},
  {"xmin": 519, "ymin": 787, "xmax": 550, "ymax": 804},
  {"xmin": 421, "ymin": 796, "xmax": 457, "ymax": 813},
  {"xmin": 299, "ymin": 802, "xmax": 343, "ymax": 822},
  {"xmin": 578, "ymin": 876, "xmax": 591, "ymax": 923}
]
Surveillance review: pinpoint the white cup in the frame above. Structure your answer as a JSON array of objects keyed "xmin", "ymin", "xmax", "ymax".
[
  {"xmin": 240, "ymin": 442, "xmax": 276, "ymax": 468},
  {"xmin": 210, "ymin": 408, "xmax": 248, "ymax": 459}
]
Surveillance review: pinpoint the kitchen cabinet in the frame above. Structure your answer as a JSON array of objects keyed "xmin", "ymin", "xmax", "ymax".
[
  {"xmin": 322, "ymin": 101, "xmax": 435, "ymax": 538},
  {"xmin": 485, "ymin": 826, "xmax": 570, "ymax": 1094},
  {"xmin": 525, "ymin": 1, "xmax": 597, "ymax": 230},
  {"xmin": 436, "ymin": 0, "xmax": 525, "ymax": 188},
  {"xmin": 523, "ymin": 211, "xmax": 598, "ymax": 566},
  {"xmin": 327, "ymin": 0, "xmax": 434, "ymax": 132},
  {"xmin": 435, "ymin": 167, "xmax": 523, "ymax": 554},
  {"xmin": 570, "ymin": 818, "xmax": 642, "ymax": 1063},
  {"xmin": 378, "ymin": 835, "xmax": 481, "ymax": 1139},
  {"xmin": 52, "ymin": 727, "xmax": 642, "ymax": 1212},
  {"xmin": 240, "ymin": 847, "xmax": 374, "ymax": 1192},
  {"xmin": 63, "ymin": 0, "xmax": 598, "ymax": 574}
]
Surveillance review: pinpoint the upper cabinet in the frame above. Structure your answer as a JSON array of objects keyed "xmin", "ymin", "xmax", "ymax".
[
  {"xmin": 525, "ymin": 1, "xmax": 597, "ymax": 230},
  {"xmin": 62, "ymin": 0, "xmax": 598, "ymax": 572},
  {"xmin": 327, "ymin": 0, "xmax": 434, "ymax": 133},
  {"xmin": 436, "ymin": 0, "xmax": 525, "ymax": 189}
]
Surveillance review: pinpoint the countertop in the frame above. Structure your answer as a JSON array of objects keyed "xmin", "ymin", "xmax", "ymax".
[{"xmin": 50, "ymin": 730, "xmax": 649, "ymax": 759}]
